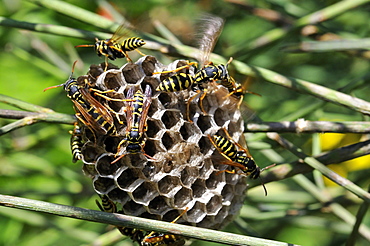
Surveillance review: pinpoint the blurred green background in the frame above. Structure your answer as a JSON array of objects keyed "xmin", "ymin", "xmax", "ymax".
[{"xmin": 0, "ymin": 0, "xmax": 369, "ymax": 245}]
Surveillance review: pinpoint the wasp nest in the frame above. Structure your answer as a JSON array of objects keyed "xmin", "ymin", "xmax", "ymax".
[{"xmin": 80, "ymin": 56, "xmax": 248, "ymax": 231}]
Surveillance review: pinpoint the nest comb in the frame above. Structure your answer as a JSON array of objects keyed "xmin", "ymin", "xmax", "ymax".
[{"xmin": 78, "ymin": 55, "xmax": 248, "ymax": 232}]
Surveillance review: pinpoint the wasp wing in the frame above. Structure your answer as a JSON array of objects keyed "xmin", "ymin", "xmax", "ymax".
[
  {"xmin": 80, "ymin": 87, "xmax": 114, "ymax": 127},
  {"xmin": 73, "ymin": 101, "xmax": 107, "ymax": 135},
  {"xmin": 110, "ymin": 22, "xmax": 135, "ymax": 44},
  {"xmin": 138, "ymin": 85, "xmax": 152, "ymax": 133},
  {"xmin": 124, "ymin": 87, "xmax": 135, "ymax": 134},
  {"xmin": 195, "ymin": 14, "xmax": 224, "ymax": 67},
  {"xmin": 221, "ymin": 160, "xmax": 248, "ymax": 170}
]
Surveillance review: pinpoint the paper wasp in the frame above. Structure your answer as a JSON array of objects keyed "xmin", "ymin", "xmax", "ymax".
[
  {"xmin": 75, "ymin": 23, "xmax": 146, "ymax": 68},
  {"xmin": 44, "ymin": 61, "xmax": 119, "ymax": 137},
  {"xmin": 208, "ymin": 128, "xmax": 275, "ymax": 196},
  {"xmin": 141, "ymin": 208, "xmax": 188, "ymax": 246},
  {"xmin": 112, "ymin": 85, "xmax": 152, "ymax": 164}
]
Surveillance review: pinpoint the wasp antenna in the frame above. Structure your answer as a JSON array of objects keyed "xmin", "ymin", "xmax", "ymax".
[
  {"xmin": 244, "ymin": 90, "xmax": 262, "ymax": 97},
  {"xmin": 71, "ymin": 60, "xmax": 78, "ymax": 73},
  {"xmin": 43, "ymin": 83, "xmax": 65, "ymax": 92},
  {"xmin": 258, "ymin": 164, "xmax": 276, "ymax": 196},
  {"xmin": 260, "ymin": 163, "xmax": 276, "ymax": 172},
  {"xmin": 259, "ymin": 176, "xmax": 268, "ymax": 196},
  {"xmin": 75, "ymin": 44, "xmax": 95, "ymax": 48},
  {"xmin": 68, "ymin": 60, "xmax": 78, "ymax": 80},
  {"xmin": 226, "ymin": 57, "xmax": 233, "ymax": 65}
]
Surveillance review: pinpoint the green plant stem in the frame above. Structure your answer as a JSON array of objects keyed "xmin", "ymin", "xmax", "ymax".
[
  {"xmin": 0, "ymin": 110, "xmax": 75, "ymax": 136},
  {"xmin": 254, "ymin": 138, "xmax": 370, "ymax": 188},
  {"xmin": 225, "ymin": 0, "xmax": 293, "ymax": 26},
  {"xmin": 153, "ymin": 19, "xmax": 183, "ymax": 45},
  {"xmin": 239, "ymin": 0, "xmax": 370, "ymax": 51},
  {"xmin": 267, "ymin": 133, "xmax": 370, "ymax": 203},
  {"xmin": 292, "ymin": 175, "xmax": 370, "ymax": 241},
  {"xmin": 245, "ymin": 120, "xmax": 370, "ymax": 133},
  {"xmin": 233, "ymin": 60, "xmax": 370, "ymax": 116},
  {"xmin": 346, "ymin": 185, "xmax": 370, "ymax": 245},
  {"xmin": 255, "ymin": 141, "xmax": 370, "ymax": 241},
  {"xmin": 0, "ymin": 94, "xmax": 53, "ymax": 112},
  {"xmin": 0, "ymin": 194, "xmax": 297, "ymax": 246},
  {"xmin": 3, "ymin": 9, "xmax": 370, "ymax": 116},
  {"xmin": 27, "ymin": 0, "xmax": 121, "ymax": 34},
  {"xmin": 0, "ymin": 95, "xmax": 75, "ymax": 135},
  {"xmin": 0, "ymin": 16, "xmax": 105, "ymax": 40},
  {"xmin": 281, "ymin": 38, "xmax": 370, "ymax": 53},
  {"xmin": 12, "ymin": 47, "xmax": 66, "ymax": 79}
]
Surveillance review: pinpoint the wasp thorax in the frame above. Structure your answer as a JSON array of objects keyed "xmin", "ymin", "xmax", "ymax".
[{"xmin": 79, "ymin": 56, "xmax": 248, "ymax": 235}]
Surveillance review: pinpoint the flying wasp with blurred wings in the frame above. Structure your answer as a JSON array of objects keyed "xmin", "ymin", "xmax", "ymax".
[
  {"xmin": 75, "ymin": 23, "xmax": 146, "ymax": 69},
  {"xmin": 154, "ymin": 14, "xmax": 250, "ymax": 121}
]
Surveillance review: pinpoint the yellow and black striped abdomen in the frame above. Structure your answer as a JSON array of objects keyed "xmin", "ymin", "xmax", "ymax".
[
  {"xmin": 121, "ymin": 37, "xmax": 146, "ymax": 52},
  {"xmin": 85, "ymin": 105, "xmax": 114, "ymax": 133},
  {"xmin": 214, "ymin": 135, "xmax": 238, "ymax": 160},
  {"xmin": 156, "ymin": 73, "xmax": 194, "ymax": 92},
  {"xmin": 220, "ymin": 80, "xmax": 234, "ymax": 92},
  {"xmin": 70, "ymin": 123, "xmax": 83, "ymax": 163},
  {"xmin": 131, "ymin": 89, "xmax": 145, "ymax": 128},
  {"xmin": 96, "ymin": 195, "xmax": 117, "ymax": 213}
]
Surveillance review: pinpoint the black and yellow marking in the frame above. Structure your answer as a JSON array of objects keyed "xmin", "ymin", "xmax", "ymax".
[
  {"xmin": 141, "ymin": 208, "xmax": 188, "ymax": 246},
  {"xmin": 113, "ymin": 85, "xmax": 152, "ymax": 163},
  {"xmin": 118, "ymin": 227, "xmax": 145, "ymax": 245},
  {"xmin": 44, "ymin": 62, "xmax": 121, "ymax": 138},
  {"xmin": 96, "ymin": 194, "xmax": 117, "ymax": 213},
  {"xmin": 75, "ymin": 24, "xmax": 145, "ymax": 67},
  {"xmin": 213, "ymin": 135, "xmax": 238, "ymax": 160},
  {"xmin": 141, "ymin": 232, "xmax": 185, "ymax": 246},
  {"xmin": 208, "ymin": 128, "xmax": 273, "ymax": 196},
  {"xmin": 96, "ymin": 195, "xmax": 147, "ymax": 244},
  {"xmin": 156, "ymin": 73, "xmax": 194, "ymax": 92},
  {"xmin": 208, "ymin": 128, "xmax": 258, "ymax": 177},
  {"xmin": 70, "ymin": 123, "xmax": 83, "ymax": 163}
]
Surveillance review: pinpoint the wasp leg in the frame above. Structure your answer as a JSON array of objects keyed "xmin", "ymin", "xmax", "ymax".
[
  {"xmin": 135, "ymin": 48, "xmax": 146, "ymax": 57},
  {"xmin": 186, "ymin": 89, "xmax": 208, "ymax": 122},
  {"xmin": 75, "ymin": 113, "xmax": 98, "ymax": 144},
  {"xmin": 153, "ymin": 61, "xmax": 198, "ymax": 75},
  {"xmin": 104, "ymin": 57, "xmax": 109, "ymax": 72},
  {"xmin": 124, "ymin": 51, "xmax": 133, "ymax": 63},
  {"xmin": 92, "ymin": 90, "xmax": 134, "ymax": 102},
  {"xmin": 198, "ymin": 89, "xmax": 208, "ymax": 115},
  {"xmin": 215, "ymin": 169, "xmax": 237, "ymax": 176}
]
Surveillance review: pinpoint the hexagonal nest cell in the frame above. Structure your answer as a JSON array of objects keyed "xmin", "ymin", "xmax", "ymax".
[{"xmin": 78, "ymin": 56, "xmax": 249, "ymax": 243}]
